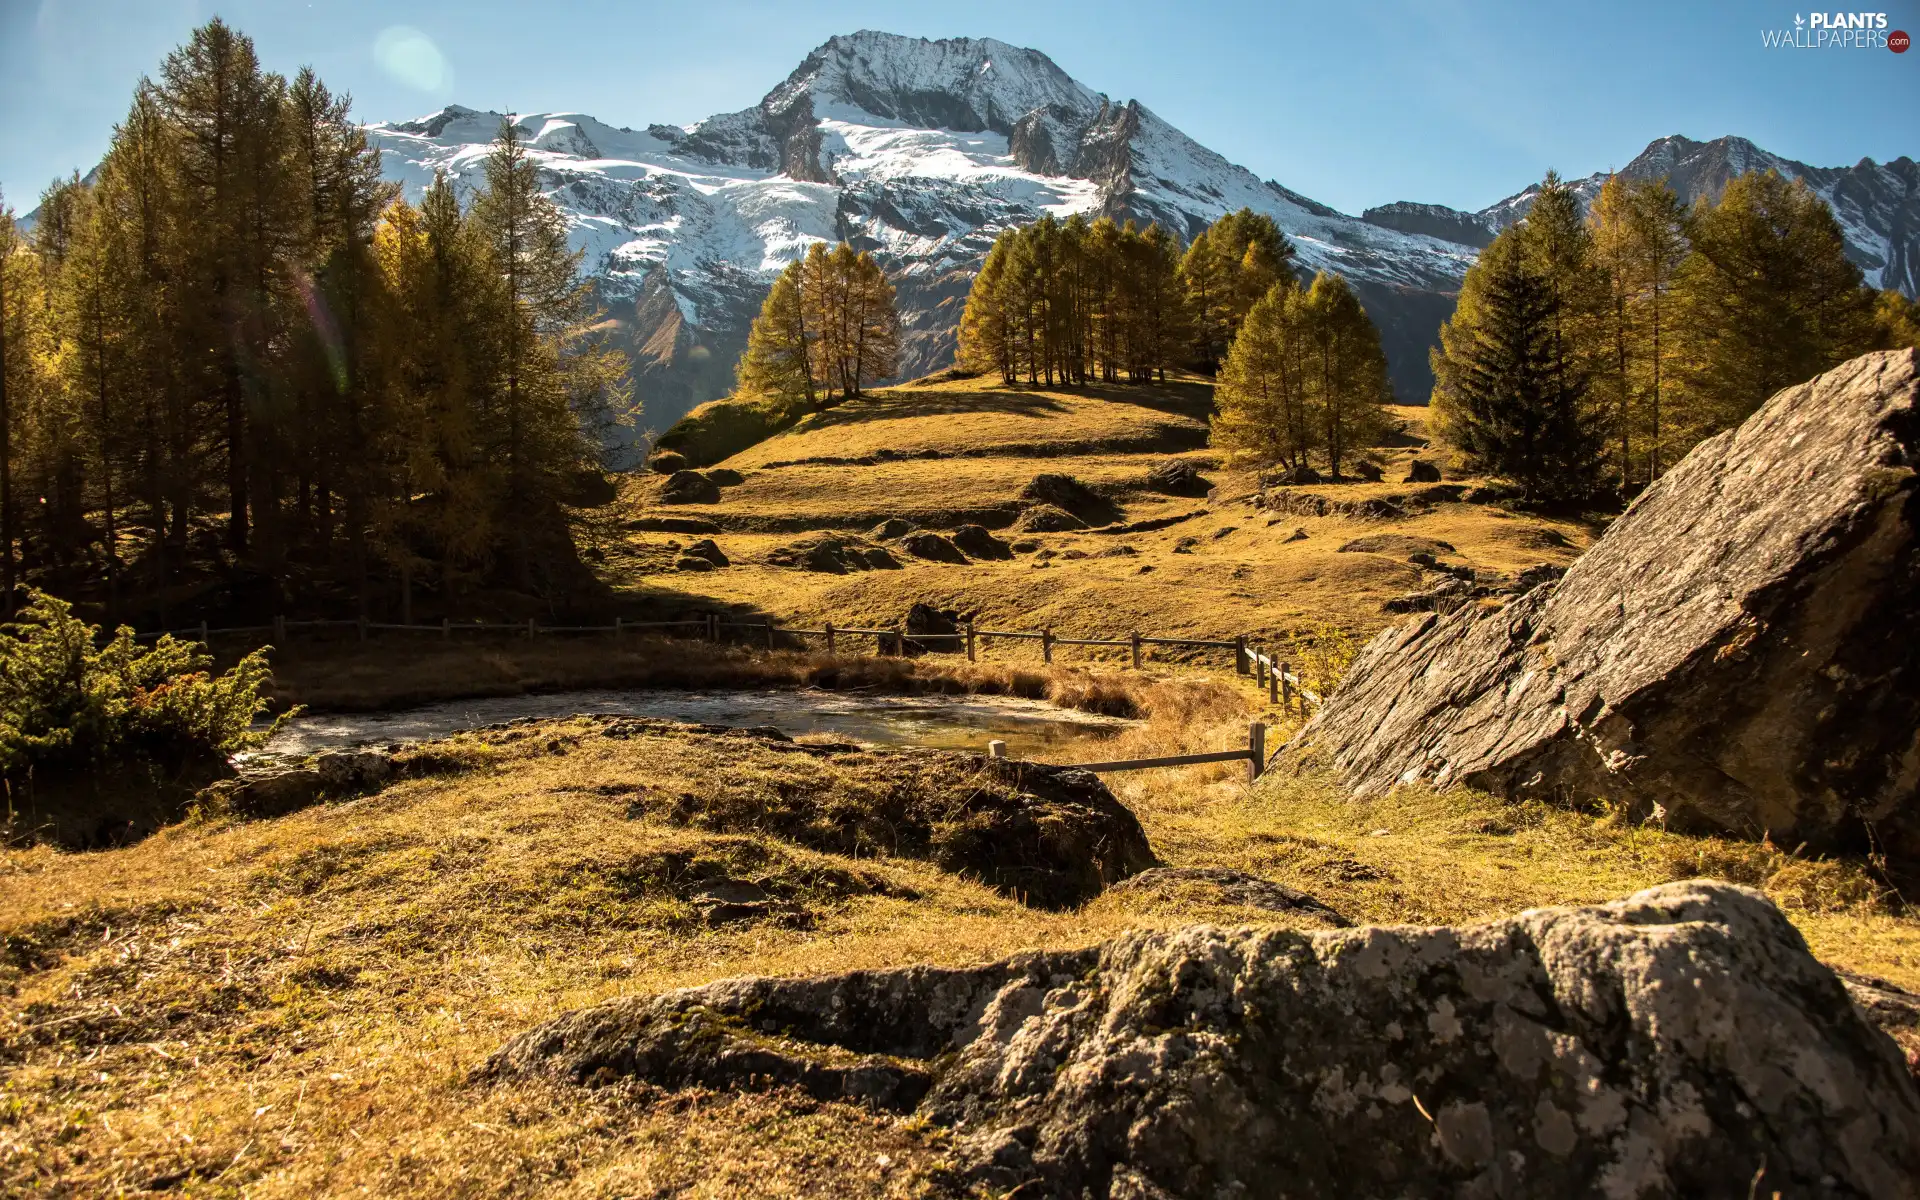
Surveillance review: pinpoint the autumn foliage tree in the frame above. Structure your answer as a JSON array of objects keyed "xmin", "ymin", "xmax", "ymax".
[
  {"xmin": 0, "ymin": 18, "xmax": 634, "ymax": 624},
  {"xmin": 738, "ymin": 242, "xmax": 898, "ymax": 417}
]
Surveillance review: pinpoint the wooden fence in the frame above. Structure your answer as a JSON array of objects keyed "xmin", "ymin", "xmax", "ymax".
[
  {"xmin": 989, "ymin": 721, "xmax": 1272, "ymax": 783},
  {"xmin": 132, "ymin": 611, "xmax": 1323, "ymax": 714}
]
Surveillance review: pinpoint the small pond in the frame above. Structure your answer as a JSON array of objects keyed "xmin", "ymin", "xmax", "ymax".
[{"xmin": 264, "ymin": 688, "xmax": 1131, "ymax": 761}]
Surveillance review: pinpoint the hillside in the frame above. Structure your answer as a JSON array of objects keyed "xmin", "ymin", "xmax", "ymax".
[
  {"xmin": 5, "ymin": 709, "xmax": 1909, "ymax": 1195},
  {"xmin": 596, "ymin": 375, "xmax": 1595, "ymax": 656}
]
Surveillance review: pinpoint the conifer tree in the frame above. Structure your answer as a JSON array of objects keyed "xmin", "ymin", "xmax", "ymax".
[
  {"xmin": 738, "ymin": 258, "xmax": 817, "ymax": 414},
  {"xmin": 1179, "ymin": 208, "xmax": 1295, "ymax": 369},
  {"xmin": 1301, "ymin": 273, "xmax": 1390, "ymax": 478},
  {"xmin": 1437, "ymin": 232, "xmax": 1605, "ymax": 503},
  {"xmin": 1670, "ymin": 170, "xmax": 1877, "ymax": 441}
]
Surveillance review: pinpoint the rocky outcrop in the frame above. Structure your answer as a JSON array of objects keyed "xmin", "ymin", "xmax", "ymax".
[
  {"xmin": 488, "ymin": 881, "xmax": 1920, "ymax": 1197},
  {"xmin": 1290, "ymin": 351, "xmax": 1920, "ymax": 860},
  {"xmin": 898, "ymin": 531, "xmax": 969, "ymax": 563},
  {"xmin": 765, "ymin": 533, "xmax": 899, "ymax": 573},
  {"xmin": 630, "ymin": 743, "xmax": 1156, "ymax": 909},
  {"xmin": 658, "ymin": 470, "xmax": 722, "ymax": 505},
  {"xmin": 1144, "ymin": 459, "xmax": 1209, "ymax": 497},
  {"xmin": 950, "ymin": 524, "xmax": 1012, "ymax": 560}
]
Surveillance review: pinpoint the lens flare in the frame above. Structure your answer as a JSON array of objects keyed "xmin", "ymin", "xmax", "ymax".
[
  {"xmin": 373, "ymin": 26, "xmax": 452, "ymax": 94},
  {"xmin": 295, "ymin": 271, "xmax": 348, "ymax": 395}
]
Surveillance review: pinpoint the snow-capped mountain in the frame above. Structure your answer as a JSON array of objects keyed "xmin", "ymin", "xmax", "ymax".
[
  {"xmin": 1364, "ymin": 135, "xmax": 1920, "ymax": 296},
  {"xmin": 366, "ymin": 31, "xmax": 1477, "ymax": 432},
  {"xmin": 366, "ymin": 34, "xmax": 1916, "ymax": 438}
]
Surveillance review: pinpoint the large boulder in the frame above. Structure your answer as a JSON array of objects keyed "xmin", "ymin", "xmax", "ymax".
[
  {"xmin": 487, "ymin": 881, "xmax": 1920, "ymax": 1197},
  {"xmin": 1291, "ymin": 351, "xmax": 1920, "ymax": 860}
]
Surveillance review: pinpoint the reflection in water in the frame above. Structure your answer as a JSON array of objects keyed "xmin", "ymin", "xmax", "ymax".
[{"xmin": 265, "ymin": 688, "xmax": 1130, "ymax": 760}]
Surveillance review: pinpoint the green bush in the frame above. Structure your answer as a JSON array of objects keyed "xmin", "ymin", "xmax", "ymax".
[{"xmin": 0, "ymin": 591, "xmax": 285, "ymax": 783}]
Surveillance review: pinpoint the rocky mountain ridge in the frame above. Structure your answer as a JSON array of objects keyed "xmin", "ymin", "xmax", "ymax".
[{"xmin": 1365, "ymin": 134, "xmax": 1920, "ymax": 296}]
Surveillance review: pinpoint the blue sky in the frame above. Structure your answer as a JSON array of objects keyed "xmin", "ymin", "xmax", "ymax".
[{"xmin": 3, "ymin": 0, "xmax": 1916, "ymax": 215}]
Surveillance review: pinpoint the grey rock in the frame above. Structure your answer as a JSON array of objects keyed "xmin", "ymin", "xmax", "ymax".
[
  {"xmin": 1144, "ymin": 460, "xmax": 1209, "ymax": 497},
  {"xmin": 1293, "ymin": 350, "xmax": 1920, "ymax": 860},
  {"xmin": 1020, "ymin": 474, "xmax": 1120, "ymax": 526},
  {"xmin": 950, "ymin": 524, "xmax": 1013, "ymax": 560},
  {"xmin": 658, "ymin": 470, "xmax": 721, "ymax": 505},
  {"xmin": 313, "ymin": 749, "xmax": 393, "ymax": 792},
  {"xmin": 673, "ymin": 555, "xmax": 716, "ymax": 572},
  {"xmin": 646, "ymin": 450, "xmax": 690, "ymax": 475},
  {"xmin": 867, "ymin": 517, "xmax": 916, "ymax": 540},
  {"xmin": 1011, "ymin": 503, "xmax": 1087, "ymax": 532},
  {"xmin": 1404, "ymin": 458, "xmax": 1443, "ymax": 483},
  {"xmin": 681, "ymin": 538, "xmax": 729, "ymax": 567},
  {"xmin": 488, "ymin": 881, "xmax": 1920, "ymax": 1198},
  {"xmin": 1514, "ymin": 562, "xmax": 1566, "ymax": 592},
  {"xmin": 1351, "ymin": 460, "xmax": 1385, "ymax": 482},
  {"xmin": 704, "ymin": 467, "xmax": 744, "ymax": 486},
  {"xmin": 899, "ymin": 531, "xmax": 969, "ymax": 564},
  {"xmin": 765, "ymin": 533, "xmax": 887, "ymax": 574}
]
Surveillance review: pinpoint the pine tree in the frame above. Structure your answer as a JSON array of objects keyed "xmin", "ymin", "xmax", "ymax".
[
  {"xmin": 1670, "ymin": 170, "xmax": 1877, "ymax": 441},
  {"xmin": 1438, "ymin": 231, "xmax": 1605, "ymax": 503}
]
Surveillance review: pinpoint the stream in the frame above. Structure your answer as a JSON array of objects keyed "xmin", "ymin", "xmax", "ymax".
[{"xmin": 263, "ymin": 687, "xmax": 1131, "ymax": 760}]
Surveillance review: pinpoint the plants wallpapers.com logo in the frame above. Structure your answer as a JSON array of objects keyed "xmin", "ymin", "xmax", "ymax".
[{"xmin": 1760, "ymin": 11, "xmax": 1909, "ymax": 49}]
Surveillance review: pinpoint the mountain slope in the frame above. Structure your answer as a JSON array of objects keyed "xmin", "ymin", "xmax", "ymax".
[
  {"xmin": 366, "ymin": 32, "xmax": 1474, "ymax": 436},
  {"xmin": 1364, "ymin": 135, "xmax": 1920, "ymax": 296}
]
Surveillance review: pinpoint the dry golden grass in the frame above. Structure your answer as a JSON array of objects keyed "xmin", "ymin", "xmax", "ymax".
[
  {"xmin": 596, "ymin": 377, "xmax": 1597, "ymax": 658},
  {"xmin": 3, "ymin": 687, "xmax": 1911, "ymax": 1197},
  {"xmin": 722, "ymin": 376, "xmax": 1214, "ymax": 467}
]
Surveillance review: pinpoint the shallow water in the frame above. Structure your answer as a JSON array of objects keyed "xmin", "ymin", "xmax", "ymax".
[{"xmin": 264, "ymin": 687, "xmax": 1130, "ymax": 760}]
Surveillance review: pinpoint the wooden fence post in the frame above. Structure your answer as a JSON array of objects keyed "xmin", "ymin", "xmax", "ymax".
[
  {"xmin": 198, "ymin": 620, "xmax": 210, "ymax": 645},
  {"xmin": 966, "ymin": 621, "xmax": 976, "ymax": 663},
  {"xmin": 1235, "ymin": 635, "xmax": 1248, "ymax": 675},
  {"xmin": 825, "ymin": 622, "xmax": 835, "ymax": 655},
  {"xmin": 1042, "ymin": 628, "xmax": 1053, "ymax": 664},
  {"xmin": 988, "ymin": 740, "xmax": 1007, "ymax": 760},
  {"xmin": 614, "ymin": 617, "xmax": 623, "ymax": 640},
  {"xmin": 1270, "ymin": 658, "xmax": 1281, "ymax": 705},
  {"xmin": 765, "ymin": 620, "xmax": 776, "ymax": 651},
  {"xmin": 1130, "ymin": 631, "xmax": 1142, "ymax": 670},
  {"xmin": 272, "ymin": 615, "xmax": 285, "ymax": 644},
  {"xmin": 442, "ymin": 617, "xmax": 450, "ymax": 641},
  {"xmin": 527, "ymin": 617, "xmax": 537, "ymax": 640},
  {"xmin": 1248, "ymin": 722, "xmax": 1266, "ymax": 783},
  {"xmin": 707, "ymin": 612, "xmax": 718, "ymax": 642},
  {"xmin": 894, "ymin": 624, "xmax": 905, "ymax": 657},
  {"xmin": 1280, "ymin": 663, "xmax": 1293, "ymax": 711}
]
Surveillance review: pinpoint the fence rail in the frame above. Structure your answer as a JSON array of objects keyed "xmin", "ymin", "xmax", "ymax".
[
  {"xmin": 125, "ymin": 610, "xmax": 1324, "ymax": 713},
  {"xmin": 989, "ymin": 721, "xmax": 1271, "ymax": 782}
]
